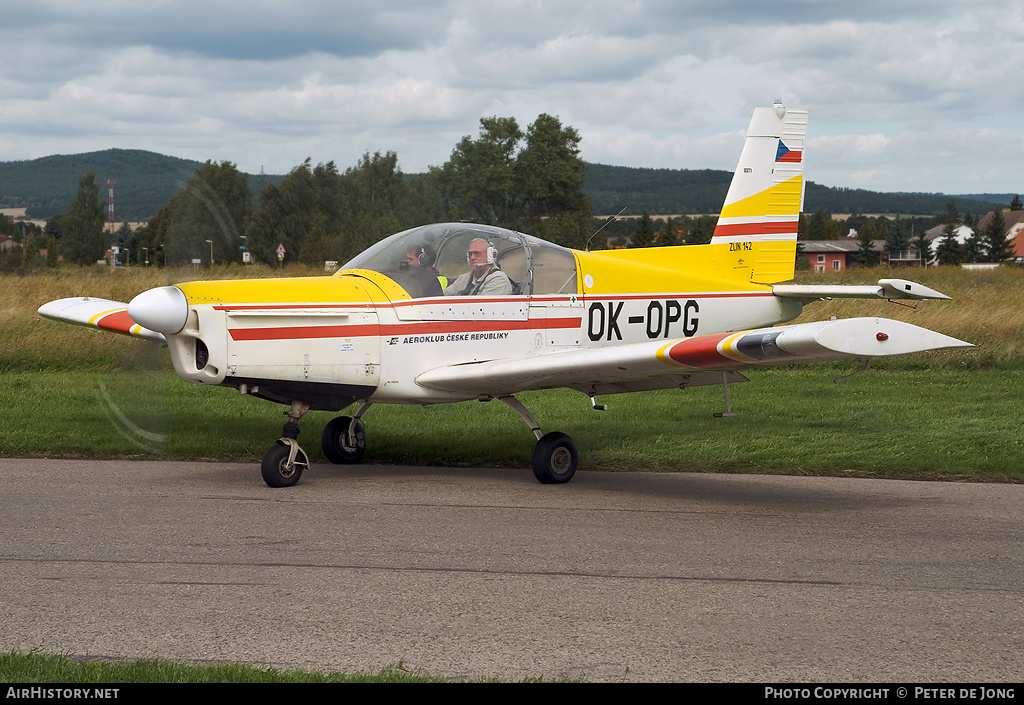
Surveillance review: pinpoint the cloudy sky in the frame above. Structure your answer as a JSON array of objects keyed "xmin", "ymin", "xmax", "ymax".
[{"xmin": 2, "ymin": 1, "xmax": 1022, "ymax": 195}]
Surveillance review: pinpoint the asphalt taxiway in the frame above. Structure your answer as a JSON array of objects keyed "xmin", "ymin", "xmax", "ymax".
[{"xmin": 1, "ymin": 458, "xmax": 1021, "ymax": 682}]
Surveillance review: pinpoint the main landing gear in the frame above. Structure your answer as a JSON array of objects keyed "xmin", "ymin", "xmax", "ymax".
[
  {"xmin": 260, "ymin": 397, "xmax": 577, "ymax": 487},
  {"xmin": 260, "ymin": 401, "xmax": 371, "ymax": 488},
  {"xmin": 498, "ymin": 395, "xmax": 579, "ymax": 484}
]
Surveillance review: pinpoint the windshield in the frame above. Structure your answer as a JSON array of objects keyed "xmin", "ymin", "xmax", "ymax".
[{"xmin": 340, "ymin": 223, "xmax": 578, "ymax": 298}]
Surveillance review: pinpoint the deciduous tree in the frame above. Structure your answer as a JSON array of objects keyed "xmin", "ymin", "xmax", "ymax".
[
  {"xmin": 164, "ymin": 161, "xmax": 251, "ymax": 266},
  {"xmin": 433, "ymin": 114, "xmax": 591, "ymax": 240}
]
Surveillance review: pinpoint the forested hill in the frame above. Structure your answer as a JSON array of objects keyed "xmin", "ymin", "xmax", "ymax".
[
  {"xmin": 0, "ymin": 149, "xmax": 279, "ymax": 222},
  {"xmin": 583, "ymin": 164, "xmax": 732, "ymax": 215},
  {"xmin": 0, "ymin": 149, "xmax": 1012, "ymax": 221},
  {"xmin": 584, "ymin": 163, "xmax": 1011, "ymax": 218},
  {"xmin": 0, "ymin": 150, "xmax": 204, "ymax": 221}
]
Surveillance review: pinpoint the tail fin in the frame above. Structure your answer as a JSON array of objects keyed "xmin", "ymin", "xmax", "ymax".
[{"xmin": 712, "ymin": 105, "xmax": 807, "ymax": 284}]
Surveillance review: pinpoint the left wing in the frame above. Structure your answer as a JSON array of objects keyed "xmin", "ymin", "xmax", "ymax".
[
  {"xmin": 415, "ymin": 317, "xmax": 971, "ymax": 397},
  {"xmin": 38, "ymin": 297, "xmax": 165, "ymax": 342}
]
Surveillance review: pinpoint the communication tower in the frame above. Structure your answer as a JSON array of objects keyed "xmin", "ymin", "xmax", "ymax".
[{"xmin": 107, "ymin": 179, "xmax": 115, "ymax": 232}]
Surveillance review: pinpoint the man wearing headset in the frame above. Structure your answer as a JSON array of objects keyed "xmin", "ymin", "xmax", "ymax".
[
  {"xmin": 444, "ymin": 238, "xmax": 513, "ymax": 296},
  {"xmin": 399, "ymin": 244, "xmax": 444, "ymax": 297}
]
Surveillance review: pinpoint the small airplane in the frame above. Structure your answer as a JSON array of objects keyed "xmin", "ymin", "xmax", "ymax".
[{"xmin": 39, "ymin": 105, "xmax": 971, "ymax": 487}]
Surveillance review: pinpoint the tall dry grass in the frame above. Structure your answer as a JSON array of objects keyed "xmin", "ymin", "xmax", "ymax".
[
  {"xmin": 1, "ymin": 264, "xmax": 325, "ymax": 371},
  {"xmin": 791, "ymin": 266, "xmax": 1024, "ymax": 367},
  {"xmin": 2, "ymin": 263, "xmax": 1020, "ymax": 370}
]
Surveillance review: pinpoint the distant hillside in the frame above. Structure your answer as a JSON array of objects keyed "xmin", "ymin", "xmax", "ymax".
[
  {"xmin": 803, "ymin": 184, "xmax": 1007, "ymax": 219},
  {"xmin": 0, "ymin": 149, "xmax": 280, "ymax": 221},
  {"xmin": 584, "ymin": 164, "xmax": 733, "ymax": 215},
  {"xmin": 0, "ymin": 149, "xmax": 1014, "ymax": 222},
  {"xmin": 584, "ymin": 163, "xmax": 1010, "ymax": 218}
]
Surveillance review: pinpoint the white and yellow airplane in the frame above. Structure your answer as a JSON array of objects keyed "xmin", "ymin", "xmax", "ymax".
[{"xmin": 39, "ymin": 105, "xmax": 970, "ymax": 487}]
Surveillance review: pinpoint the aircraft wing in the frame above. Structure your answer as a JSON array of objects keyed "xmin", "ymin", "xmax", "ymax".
[
  {"xmin": 773, "ymin": 278, "xmax": 950, "ymax": 301},
  {"xmin": 415, "ymin": 317, "xmax": 971, "ymax": 397},
  {"xmin": 37, "ymin": 297, "xmax": 165, "ymax": 342}
]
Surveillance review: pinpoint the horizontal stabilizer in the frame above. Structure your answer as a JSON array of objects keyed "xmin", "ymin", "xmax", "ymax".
[
  {"xmin": 38, "ymin": 297, "xmax": 165, "ymax": 342},
  {"xmin": 416, "ymin": 317, "xmax": 971, "ymax": 396},
  {"xmin": 773, "ymin": 278, "xmax": 951, "ymax": 301}
]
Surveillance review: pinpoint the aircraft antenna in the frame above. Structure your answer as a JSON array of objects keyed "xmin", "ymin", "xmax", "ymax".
[{"xmin": 585, "ymin": 207, "xmax": 627, "ymax": 251}]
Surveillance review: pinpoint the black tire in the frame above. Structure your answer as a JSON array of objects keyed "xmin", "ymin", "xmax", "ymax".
[
  {"xmin": 261, "ymin": 441, "xmax": 307, "ymax": 488},
  {"xmin": 321, "ymin": 416, "xmax": 366, "ymax": 464},
  {"xmin": 531, "ymin": 432, "xmax": 578, "ymax": 484}
]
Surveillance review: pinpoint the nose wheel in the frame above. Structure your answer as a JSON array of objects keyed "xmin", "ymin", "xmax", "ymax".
[
  {"xmin": 261, "ymin": 440, "xmax": 309, "ymax": 487},
  {"xmin": 261, "ymin": 401, "xmax": 311, "ymax": 488}
]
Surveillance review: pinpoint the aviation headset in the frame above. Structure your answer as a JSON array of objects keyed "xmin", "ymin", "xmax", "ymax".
[
  {"xmin": 415, "ymin": 245, "xmax": 436, "ymax": 267},
  {"xmin": 466, "ymin": 239, "xmax": 497, "ymax": 266}
]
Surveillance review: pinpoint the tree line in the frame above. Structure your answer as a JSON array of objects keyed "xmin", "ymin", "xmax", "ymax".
[
  {"xmin": 4, "ymin": 112, "xmax": 1020, "ymax": 271},
  {"xmin": 24, "ymin": 114, "xmax": 596, "ymax": 268},
  {"xmin": 3, "ymin": 147, "xmax": 1013, "ymax": 224}
]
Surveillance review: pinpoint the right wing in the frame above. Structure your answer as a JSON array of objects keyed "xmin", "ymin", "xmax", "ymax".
[
  {"xmin": 415, "ymin": 317, "xmax": 972, "ymax": 397},
  {"xmin": 38, "ymin": 297, "xmax": 165, "ymax": 342}
]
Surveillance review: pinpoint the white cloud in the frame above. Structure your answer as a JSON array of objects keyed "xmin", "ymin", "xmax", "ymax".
[{"xmin": 0, "ymin": 1, "xmax": 1021, "ymax": 194}]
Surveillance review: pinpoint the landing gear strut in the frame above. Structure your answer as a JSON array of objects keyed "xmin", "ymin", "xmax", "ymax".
[
  {"xmin": 498, "ymin": 395, "xmax": 579, "ymax": 484},
  {"xmin": 261, "ymin": 401, "xmax": 310, "ymax": 487}
]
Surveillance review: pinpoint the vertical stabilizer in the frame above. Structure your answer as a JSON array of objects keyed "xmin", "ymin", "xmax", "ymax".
[{"xmin": 712, "ymin": 105, "xmax": 807, "ymax": 284}]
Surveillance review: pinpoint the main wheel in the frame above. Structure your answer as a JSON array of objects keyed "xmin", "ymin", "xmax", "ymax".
[
  {"xmin": 531, "ymin": 432, "xmax": 578, "ymax": 484},
  {"xmin": 261, "ymin": 441, "xmax": 308, "ymax": 487},
  {"xmin": 321, "ymin": 416, "xmax": 366, "ymax": 464}
]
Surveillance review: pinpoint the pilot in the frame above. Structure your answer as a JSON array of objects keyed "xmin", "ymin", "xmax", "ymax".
[
  {"xmin": 444, "ymin": 238, "xmax": 513, "ymax": 296},
  {"xmin": 400, "ymin": 244, "xmax": 443, "ymax": 297}
]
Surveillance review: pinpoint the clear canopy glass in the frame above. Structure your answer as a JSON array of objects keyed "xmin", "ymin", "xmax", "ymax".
[{"xmin": 340, "ymin": 223, "xmax": 578, "ymax": 298}]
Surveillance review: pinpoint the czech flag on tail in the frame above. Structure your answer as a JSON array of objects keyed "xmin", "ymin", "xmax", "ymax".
[{"xmin": 775, "ymin": 141, "xmax": 802, "ymax": 163}]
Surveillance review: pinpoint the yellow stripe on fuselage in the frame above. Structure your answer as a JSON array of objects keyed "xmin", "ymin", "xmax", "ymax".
[{"xmin": 175, "ymin": 270, "xmax": 410, "ymax": 306}]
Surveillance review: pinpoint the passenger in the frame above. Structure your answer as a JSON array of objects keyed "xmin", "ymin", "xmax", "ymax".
[{"xmin": 444, "ymin": 238, "xmax": 513, "ymax": 296}]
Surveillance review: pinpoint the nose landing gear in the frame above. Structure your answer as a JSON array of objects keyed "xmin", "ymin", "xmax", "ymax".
[
  {"xmin": 261, "ymin": 401, "xmax": 373, "ymax": 487},
  {"xmin": 261, "ymin": 402, "xmax": 311, "ymax": 487}
]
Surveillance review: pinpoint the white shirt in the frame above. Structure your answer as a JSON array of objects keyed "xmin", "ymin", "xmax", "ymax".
[{"xmin": 444, "ymin": 266, "xmax": 514, "ymax": 296}]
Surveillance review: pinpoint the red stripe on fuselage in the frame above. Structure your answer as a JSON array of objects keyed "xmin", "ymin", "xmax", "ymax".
[
  {"xmin": 214, "ymin": 295, "xmax": 560, "ymax": 312},
  {"xmin": 228, "ymin": 316, "xmax": 583, "ymax": 342}
]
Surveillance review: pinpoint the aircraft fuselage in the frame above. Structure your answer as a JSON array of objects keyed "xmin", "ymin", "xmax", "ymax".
[{"xmin": 165, "ymin": 259, "xmax": 802, "ymax": 411}]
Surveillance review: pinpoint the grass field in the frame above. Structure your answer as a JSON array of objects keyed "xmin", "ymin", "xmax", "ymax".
[
  {"xmin": 0, "ymin": 650, "xmax": 549, "ymax": 683},
  {"xmin": 2, "ymin": 263, "xmax": 1021, "ymax": 481},
  {"xmin": 3, "ymin": 365, "xmax": 1020, "ymax": 481}
]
